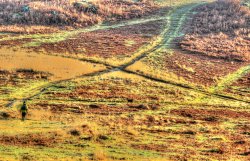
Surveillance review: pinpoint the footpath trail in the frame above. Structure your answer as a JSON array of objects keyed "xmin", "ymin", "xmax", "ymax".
[
  {"xmin": 118, "ymin": 3, "xmax": 200, "ymax": 69},
  {"xmin": 82, "ymin": 3, "xmax": 203, "ymax": 74},
  {"xmin": 81, "ymin": 2, "xmax": 250, "ymax": 105},
  {"xmin": 209, "ymin": 65, "xmax": 250, "ymax": 93},
  {"xmin": 0, "ymin": 10, "xmax": 170, "ymax": 46},
  {"xmin": 3, "ymin": 3, "xmax": 193, "ymax": 106},
  {"xmin": 5, "ymin": 2, "xmax": 250, "ymax": 107}
]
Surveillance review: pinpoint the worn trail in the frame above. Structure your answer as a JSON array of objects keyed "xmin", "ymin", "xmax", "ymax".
[
  {"xmin": 5, "ymin": 2, "xmax": 250, "ymax": 107},
  {"xmin": 0, "ymin": 10, "xmax": 170, "ymax": 46}
]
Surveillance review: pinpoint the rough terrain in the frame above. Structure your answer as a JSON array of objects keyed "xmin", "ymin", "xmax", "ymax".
[{"xmin": 0, "ymin": 0, "xmax": 249, "ymax": 160}]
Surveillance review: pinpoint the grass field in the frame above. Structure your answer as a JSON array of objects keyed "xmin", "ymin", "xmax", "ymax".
[{"xmin": 0, "ymin": 0, "xmax": 249, "ymax": 160}]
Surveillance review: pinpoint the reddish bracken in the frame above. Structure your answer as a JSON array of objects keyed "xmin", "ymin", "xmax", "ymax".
[{"xmin": 180, "ymin": 0, "xmax": 250, "ymax": 61}]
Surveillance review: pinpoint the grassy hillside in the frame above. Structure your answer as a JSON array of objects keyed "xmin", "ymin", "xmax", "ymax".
[
  {"xmin": 0, "ymin": 0, "xmax": 158, "ymax": 33},
  {"xmin": 180, "ymin": 0, "xmax": 250, "ymax": 61},
  {"xmin": 0, "ymin": 0, "xmax": 249, "ymax": 161}
]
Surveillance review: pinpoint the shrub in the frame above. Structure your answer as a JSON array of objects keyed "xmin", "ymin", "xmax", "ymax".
[
  {"xmin": 0, "ymin": 112, "xmax": 10, "ymax": 119},
  {"xmin": 69, "ymin": 129, "xmax": 81, "ymax": 136}
]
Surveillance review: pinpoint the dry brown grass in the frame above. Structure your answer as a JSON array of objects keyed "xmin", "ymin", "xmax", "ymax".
[
  {"xmin": 0, "ymin": 0, "xmax": 158, "ymax": 33},
  {"xmin": 93, "ymin": 149, "xmax": 108, "ymax": 161},
  {"xmin": 126, "ymin": 126, "xmax": 139, "ymax": 136},
  {"xmin": 180, "ymin": 0, "xmax": 250, "ymax": 61},
  {"xmin": 0, "ymin": 25, "xmax": 60, "ymax": 34},
  {"xmin": 181, "ymin": 33, "xmax": 250, "ymax": 61},
  {"xmin": 0, "ymin": 69, "xmax": 51, "ymax": 86},
  {"xmin": 32, "ymin": 20, "xmax": 164, "ymax": 57},
  {"xmin": 186, "ymin": 0, "xmax": 249, "ymax": 35},
  {"xmin": 0, "ymin": 132, "xmax": 61, "ymax": 147}
]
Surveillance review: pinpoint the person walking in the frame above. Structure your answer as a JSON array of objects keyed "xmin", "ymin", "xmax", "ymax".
[{"xmin": 20, "ymin": 101, "xmax": 28, "ymax": 121}]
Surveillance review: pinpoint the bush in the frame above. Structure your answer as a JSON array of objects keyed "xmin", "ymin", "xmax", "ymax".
[
  {"xmin": 0, "ymin": 112, "xmax": 10, "ymax": 119},
  {"xmin": 69, "ymin": 129, "xmax": 81, "ymax": 136}
]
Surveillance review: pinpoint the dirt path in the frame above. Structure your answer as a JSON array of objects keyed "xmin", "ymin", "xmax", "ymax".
[
  {"xmin": 119, "ymin": 3, "xmax": 200, "ymax": 69},
  {"xmin": 1, "ymin": 3, "xmax": 188, "ymax": 106},
  {"xmin": 83, "ymin": 2, "xmax": 250, "ymax": 105},
  {"xmin": 5, "ymin": 2, "xmax": 250, "ymax": 107},
  {"xmin": 209, "ymin": 65, "xmax": 250, "ymax": 93},
  {"xmin": 0, "ymin": 11, "xmax": 170, "ymax": 47}
]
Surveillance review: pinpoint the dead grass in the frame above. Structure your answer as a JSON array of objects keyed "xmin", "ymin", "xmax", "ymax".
[
  {"xmin": 0, "ymin": 69, "xmax": 51, "ymax": 86},
  {"xmin": 164, "ymin": 49, "xmax": 247, "ymax": 86},
  {"xmin": 32, "ymin": 20, "xmax": 165, "ymax": 58},
  {"xmin": 0, "ymin": 25, "xmax": 60, "ymax": 34},
  {"xmin": 0, "ymin": 102, "xmax": 250, "ymax": 160},
  {"xmin": 181, "ymin": 33, "xmax": 250, "ymax": 61},
  {"xmin": 126, "ymin": 127, "xmax": 139, "ymax": 136},
  {"xmin": 185, "ymin": 0, "xmax": 249, "ymax": 35},
  {"xmin": 180, "ymin": 0, "xmax": 250, "ymax": 61},
  {"xmin": 225, "ymin": 72, "xmax": 250, "ymax": 98},
  {"xmin": 0, "ymin": 0, "xmax": 159, "ymax": 33},
  {"xmin": 0, "ymin": 132, "xmax": 61, "ymax": 147},
  {"xmin": 232, "ymin": 72, "xmax": 250, "ymax": 87},
  {"xmin": 92, "ymin": 149, "xmax": 108, "ymax": 161}
]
